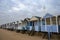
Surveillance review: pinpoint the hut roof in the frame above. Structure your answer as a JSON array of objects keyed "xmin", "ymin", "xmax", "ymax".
[
  {"xmin": 30, "ymin": 16, "xmax": 40, "ymax": 21},
  {"xmin": 43, "ymin": 13, "xmax": 53, "ymax": 18},
  {"xmin": 24, "ymin": 18, "xmax": 30, "ymax": 21}
]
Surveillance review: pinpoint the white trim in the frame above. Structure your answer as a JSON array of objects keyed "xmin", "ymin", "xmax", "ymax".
[
  {"xmin": 41, "ymin": 18, "xmax": 42, "ymax": 31},
  {"xmin": 32, "ymin": 21, "xmax": 33, "ymax": 30},
  {"xmin": 50, "ymin": 17, "xmax": 52, "ymax": 32},
  {"xmin": 28, "ymin": 21, "xmax": 29, "ymax": 26},
  {"xmin": 50, "ymin": 17, "xmax": 52, "ymax": 25},
  {"xmin": 56, "ymin": 16, "xmax": 58, "ymax": 32},
  {"xmin": 38, "ymin": 19, "xmax": 40, "ymax": 27},
  {"xmin": 45, "ymin": 18, "xmax": 47, "ymax": 31}
]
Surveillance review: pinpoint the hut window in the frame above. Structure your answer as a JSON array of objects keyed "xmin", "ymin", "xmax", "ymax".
[
  {"xmin": 42, "ymin": 19, "xmax": 45, "ymax": 25},
  {"xmin": 30, "ymin": 22, "xmax": 32, "ymax": 26},
  {"xmin": 46, "ymin": 18, "xmax": 50, "ymax": 25},
  {"xmin": 52, "ymin": 17, "xmax": 56, "ymax": 25}
]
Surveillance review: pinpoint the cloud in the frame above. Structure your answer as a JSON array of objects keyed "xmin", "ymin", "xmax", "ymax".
[
  {"xmin": 9, "ymin": 0, "xmax": 26, "ymax": 12},
  {"xmin": 12, "ymin": 7, "xmax": 20, "ymax": 11},
  {"xmin": 0, "ymin": 0, "xmax": 60, "ymax": 24}
]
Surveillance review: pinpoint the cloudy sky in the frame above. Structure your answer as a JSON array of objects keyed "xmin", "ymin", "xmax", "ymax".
[{"xmin": 0, "ymin": 0, "xmax": 60, "ymax": 25}]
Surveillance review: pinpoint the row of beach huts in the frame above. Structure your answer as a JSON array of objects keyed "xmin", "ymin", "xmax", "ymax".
[{"xmin": 0, "ymin": 13, "xmax": 60, "ymax": 37}]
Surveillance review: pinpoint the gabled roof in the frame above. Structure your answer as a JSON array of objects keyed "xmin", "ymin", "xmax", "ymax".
[
  {"xmin": 21, "ymin": 20, "xmax": 24, "ymax": 22},
  {"xmin": 24, "ymin": 18, "xmax": 30, "ymax": 21},
  {"xmin": 30, "ymin": 16, "xmax": 40, "ymax": 21},
  {"xmin": 43, "ymin": 13, "xmax": 53, "ymax": 18}
]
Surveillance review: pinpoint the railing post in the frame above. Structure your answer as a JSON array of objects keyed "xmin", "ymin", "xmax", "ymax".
[
  {"xmin": 45, "ymin": 18, "xmax": 46, "ymax": 31},
  {"xmin": 48, "ymin": 31, "xmax": 50, "ymax": 40}
]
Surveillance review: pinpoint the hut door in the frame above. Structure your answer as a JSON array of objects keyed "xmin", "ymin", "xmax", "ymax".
[
  {"xmin": 34, "ymin": 21, "xmax": 39, "ymax": 31},
  {"xmin": 32, "ymin": 21, "xmax": 35, "ymax": 31},
  {"xmin": 58, "ymin": 16, "xmax": 60, "ymax": 32},
  {"xmin": 41, "ymin": 19, "xmax": 45, "ymax": 32}
]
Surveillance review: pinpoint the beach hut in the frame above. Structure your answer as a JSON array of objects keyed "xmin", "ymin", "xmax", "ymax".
[
  {"xmin": 6, "ymin": 23, "xmax": 10, "ymax": 30},
  {"xmin": 29, "ymin": 16, "xmax": 41, "ymax": 36},
  {"xmin": 0, "ymin": 25, "xmax": 2, "ymax": 28},
  {"xmin": 17, "ymin": 23, "xmax": 22, "ymax": 32},
  {"xmin": 5, "ymin": 23, "xmax": 9, "ymax": 29},
  {"xmin": 20, "ymin": 20, "xmax": 28, "ymax": 33},
  {"xmin": 7, "ymin": 22, "xmax": 14, "ymax": 31},
  {"xmin": 4, "ymin": 24, "xmax": 7, "ymax": 29},
  {"xmin": 1, "ymin": 25, "xmax": 3, "ymax": 29},
  {"xmin": 10, "ymin": 22, "xmax": 16, "ymax": 31},
  {"xmin": 1, "ymin": 24, "xmax": 4, "ymax": 29},
  {"xmin": 9, "ymin": 22, "xmax": 13, "ymax": 31},
  {"xmin": 3, "ymin": 24, "xmax": 6, "ymax": 29},
  {"xmin": 23, "ymin": 18, "xmax": 30, "ymax": 33},
  {"xmin": 41, "ymin": 13, "xmax": 53, "ymax": 32},
  {"xmin": 15, "ymin": 21, "xmax": 23, "ymax": 32},
  {"xmin": 15, "ymin": 21, "xmax": 19, "ymax": 32},
  {"xmin": 12, "ymin": 22, "xmax": 15, "ymax": 30},
  {"xmin": 11, "ymin": 22, "xmax": 16, "ymax": 31},
  {"xmin": 14, "ymin": 21, "xmax": 18, "ymax": 30},
  {"xmin": 46, "ymin": 15, "xmax": 60, "ymax": 33},
  {"xmin": 23, "ymin": 18, "xmax": 33, "ymax": 34},
  {"xmin": 51, "ymin": 16, "xmax": 57, "ymax": 33},
  {"xmin": 51, "ymin": 15, "xmax": 60, "ymax": 33},
  {"xmin": 41, "ymin": 13, "xmax": 60, "ymax": 33},
  {"xmin": 46, "ymin": 17, "xmax": 52, "ymax": 32},
  {"xmin": 2, "ymin": 24, "xmax": 4, "ymax": 29}
]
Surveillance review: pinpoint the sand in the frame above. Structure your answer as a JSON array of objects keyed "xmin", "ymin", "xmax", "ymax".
[{"xmin": 0, "ymin": 29, "xmax": 60, "ymax": 40}]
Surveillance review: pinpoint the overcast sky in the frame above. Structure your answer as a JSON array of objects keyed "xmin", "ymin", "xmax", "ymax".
[{"xmin": 0, "ymin": 0, "xmax": 60, "ymax": 25}]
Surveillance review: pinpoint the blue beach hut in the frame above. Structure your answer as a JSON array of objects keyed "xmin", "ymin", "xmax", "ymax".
[
  {"xmin": 51, "ymin": 16, "xmax": 57, "ymax": 32},
  {"xmin": 30, "ymin": 16, "xmax": 41, "ymax": 32},
  {"xmin": 46, "ymin": 15, "xmax": 60, "ymax": 33},
  {"xmin": 41, "ymin": 13, "xmax": 53, "ymax": 32},
  {"xmin": 19, "ymin": 19, "xmax": 31, "ymax": 34},
  {"xmin": 23, "ymin": 18, "xmax": 30, "ymax": 31}
]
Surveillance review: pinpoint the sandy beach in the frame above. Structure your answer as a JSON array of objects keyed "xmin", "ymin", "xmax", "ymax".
[{"xmin": 0, "ymin": 29, "xmax": 60, "ymax": 40}]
